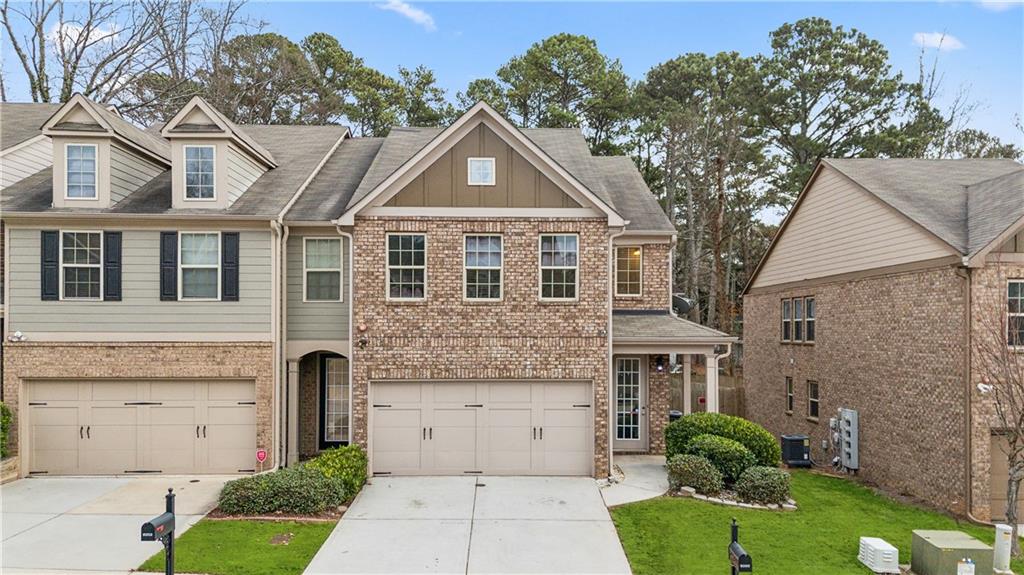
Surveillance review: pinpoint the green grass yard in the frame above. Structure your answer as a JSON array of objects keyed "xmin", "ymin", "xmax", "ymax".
[
  {"xmin": 138, "ymin": 519, "xmax": 336, "ymax": 575},
  {"xmin": 611, "ymin": 471, "xmax": 1024, "ymax": 575}
]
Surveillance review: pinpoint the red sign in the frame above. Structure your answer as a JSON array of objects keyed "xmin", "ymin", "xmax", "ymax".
[
  {"xmin": 256, "ymin": 449, "xmax": 267, "ymax": 463},
  {"xmin": 698, "ymin": 396, "xmax": 706, "ymax": 405}
]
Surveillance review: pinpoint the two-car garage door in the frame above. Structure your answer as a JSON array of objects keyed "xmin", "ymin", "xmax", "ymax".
[
  {"xmin": 370, "ymin": 380, "xmax": 593, "ymax": 476},
  {"xmin": 26, "ymin": 379, "xmax": 256, "ymax": 475}
]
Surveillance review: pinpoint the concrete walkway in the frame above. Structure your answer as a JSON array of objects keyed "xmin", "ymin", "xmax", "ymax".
[
  {"xmin": 601, "ymin": 455, "xmax": 669, "ymax": 507},
  {"xmin": 1, "ymin": 475, "xmax": 230, "ymax": 574},
  {"xmin": 304, "ymin": 476, "xmax": 631, "ymax": 574}
]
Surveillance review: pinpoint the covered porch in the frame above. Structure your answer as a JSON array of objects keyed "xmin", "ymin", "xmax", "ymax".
[{"xmin": 611, "ymin": 310, "xmax": 736, "ymax": 456}]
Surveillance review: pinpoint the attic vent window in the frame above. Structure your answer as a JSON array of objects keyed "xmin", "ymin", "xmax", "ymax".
[
  {"xmin": 468, "ymin": 157, "xmax": 495, "ymax": 186},
  {"xmin": 184, "ymin": 145, "xmax": 215, "ymax": 200}
]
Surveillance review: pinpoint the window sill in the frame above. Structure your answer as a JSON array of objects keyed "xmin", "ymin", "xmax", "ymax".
[
  {"xmin": 785, "ymin": 410, "xmax": 793, "ymax": 416},
  {"xmin": 463, "ymin": 299, "xmax": 504, "ymax": 305},
  {"xmin": 386, "ymin": 299, "xmax": 428, "ymax": 306},
  {"xmin": 539, "ymin": 299, "xmax": 579, "ymax": 305},
  {"xmin": 806, "ymin": 416, "xmax": 819, "ymax": 424}
]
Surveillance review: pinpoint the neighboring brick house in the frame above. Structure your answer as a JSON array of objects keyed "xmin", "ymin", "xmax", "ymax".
[
  {"xmin": 1, "ymin": 97, "xmax": 734, "ymax": 480},
  {"xmin": 743, "ymin": 158, "xmax": 1024, "ymax": 519}
]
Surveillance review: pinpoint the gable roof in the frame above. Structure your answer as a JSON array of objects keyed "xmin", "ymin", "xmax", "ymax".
[
  {"xmin": 967, "ymin": 169, "xmax": 1024, "ymax": 260},
  {"xmin": 42, "ymin": 95, "xmax": 170, "ymax": 163},
  {"xmin": 612, "ymin": 310, "xmax": 735, "ymax": 343},
  {"xmin": 286, "ymin": 137, "xmax": 384, "ymax": 223},
  {"xmin": 338, "ymin": 102, "xmax": 627, "ymax": 227},
  {"xmin": 161, "ymin": 96, "xmax": 277, "ymax": 168},
  {"xmin": 0, "ymin": 103, "xmax": 61, "ymax": 150}
]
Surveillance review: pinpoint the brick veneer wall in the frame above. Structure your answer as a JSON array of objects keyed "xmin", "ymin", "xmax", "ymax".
[
  {"xmin": 647, "ymin": 354, "xmax": 670, "ymax": 454},
  {"xmin": 744, "ymin": 265, "xmax": 968, "ymax": 514},
  {"xmin": 969, "ymin": 260, "xmax": 1024, "ymax": 520},
  {"xmin": 351, "ymin": 216, "xmax": 611, "ymax": 477},
  {"xmin": 2, "ymin": 342, "xmax": 275, "ymax": 467},
  {"xmin": 613, "ymin": 243, "xmax": 671, "ymax": 310},
  {"xmin": 299, "ymin": 354, "xmax": 318, "ymax": 459}
]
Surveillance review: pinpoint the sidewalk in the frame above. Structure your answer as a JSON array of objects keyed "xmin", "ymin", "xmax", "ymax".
[{"xmin": 601, "ymin": 455, "xmax": 669, "ymax": 507}]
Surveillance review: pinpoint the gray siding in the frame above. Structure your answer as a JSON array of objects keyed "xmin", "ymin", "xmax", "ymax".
[
  {"xmin": 226, "ymin": 144, "xmax": 265, "ymax": 205},
  {"xmin": 1, "ymin": 137, "xmax": 52, "ymax": 188},
  {"xmin": 8, "ymin": 228, "xmax": 272, "ymax": 334},
  {"xmin": 286, "ymin": 233, "xmax": 348, "ymax": 340},
  {"xmin": 110, "ymin": 144, "xmax": 165, "ymax": 204}
]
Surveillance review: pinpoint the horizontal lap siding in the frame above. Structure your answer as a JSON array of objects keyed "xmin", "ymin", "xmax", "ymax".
[
  {"xmin": 110, "ymin": 144, "xmax": 164, "ymax": 204},
  {"xmin": 286, "ymin": 233, "xmax": 348, "ymax": 340},
  {"xmin": 7, "ymin": 228, "xmax": 272, "ymax": 334},
  {"xmin": 226, "ymin": 144, "xmax": 265, "ymax": 205},
  {"xmin": 1, "ymin": 138, "xmax": 51, "ymax": 188}
]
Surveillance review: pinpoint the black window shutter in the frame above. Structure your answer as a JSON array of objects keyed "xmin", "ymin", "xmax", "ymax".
[
  {"xmin": 103, "ymin": 231, "xmax": 122, "ymax": 301},
  {"xmin": 222, "ymin": 232, "xmax": 239, "ymax": 301},
  {"xmin": 160, "ymin": 232, "xmax": 178, "ymax": 301},
  {"xmin": 40, "ymin": 230, "xmax": 59, "ymax": 301}
]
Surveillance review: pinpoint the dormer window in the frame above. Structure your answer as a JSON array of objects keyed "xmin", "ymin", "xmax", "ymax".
[
  {"xmin": 65, "ymin": 144, "xmax": 97, "ymax": 199},
  {"xmin": 184, "ymin": 145, "xmax": 216, "ymax": 200},
  {"xmin": 468, "ymin": 157, "xmax": 495, "ymax": 186}
]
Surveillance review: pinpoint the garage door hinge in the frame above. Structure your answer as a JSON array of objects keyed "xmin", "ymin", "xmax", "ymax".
[
  {"xmin": 124, "ymin": 402, "xmax": 163, "ymax": 406},
  {"xmin": 573, "ymin": 404, "xmax": 591, "ymax": 408},
  {"xmin": 373, "ymin": 404, "xmax": 392, "ymax": 408},
  {"xmin": 28, "ymin": 402, "xmax": 47, "ymax": 406},
  {"xmin": 237, "ymin": 401, "xmax": 256, "ymax": 405},
  {"xmin": 29, "ymin": 470, "xmax": 48, "ymax": 475},
  {"xmin": 125, "ymin": 469, "xmax": 162, "ymax": 473},
  {"xmin": 464, "ymin": 470, "xmax": 483, "ymax": 474},
  {"xmin": 373, "ymin": 471, "xmax": 392, "ymax": 476},
  {"xmin": 238, "ymin": 469, "xmax": 256, "ymax": 473},
  {"xmin": 464, "ymin": 404, "xmax": 483, "ymax": 408}
]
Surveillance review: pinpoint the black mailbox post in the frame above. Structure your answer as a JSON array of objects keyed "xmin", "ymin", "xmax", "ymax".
[
  {"xmin": 729, "ymin": 518, "xmax": 752, "ymax": 574},
  {"xmin": 141, "ymin": 488, "xmax": 176, "ymax": 575}
]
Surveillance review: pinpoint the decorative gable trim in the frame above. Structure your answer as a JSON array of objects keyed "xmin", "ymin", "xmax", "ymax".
[
  {"xmin": 41, "ymin": 94, "xmax": 112, "ymax": 135},
  {"xmin": 337, "ymin": 102, "xmax": 626, "ymax": 227},
  {"xmin": 970, "ymin": 213, "xmax": 1024, "ymax": 267},
  {"xmin": 162, "ymin": 96, "xmax": 277, "ymax": 168}
]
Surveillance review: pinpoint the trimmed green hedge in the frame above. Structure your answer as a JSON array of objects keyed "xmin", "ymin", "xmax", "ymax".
[
  {"xmin": 218, "ymin": 465, "xmax": 346, "ymax": 516},
  {"xmin": 0, "ymin": 403, "xmax": 11, "ymax": 459},
  {"xmin": 735, "ymin": 466, "xmax": 792, "ymax": 505},
  {"xmin": 667, "ymin": 454, "xmax": 722, "ymax": 495},
  {"xmin": 305, "ymin": 445, "xmax": 368, "ymax": 497},
  {"xmin": 684, "ymin": 434, "xmax": 756, "ymax": 483},
  {"xmin": 665, "ymin": 412, "xmax": 781, "ymax": 467}
]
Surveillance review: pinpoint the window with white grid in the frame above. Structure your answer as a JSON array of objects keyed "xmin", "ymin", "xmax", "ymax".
[
  {"xmin": 387, "ymin": 234, "xmax": 425, "ymax": 300},
  {"xmin": 465, "ymin": 235, "xmax": 502, "ymax": 300},
  {"xmin": 539, "ymin": 234, "xmax": 578, "ymax": 300},
  {"xmin": 616, "ymin": 358, "xmax": 641, "ymax": 440},
  {"xmin": 1009, "ymin": 281, "xmax": 1024, "ymax": 346},
  {"xmin": 61, "ymin": 231, "xmax": 102, "ymax": 299}
]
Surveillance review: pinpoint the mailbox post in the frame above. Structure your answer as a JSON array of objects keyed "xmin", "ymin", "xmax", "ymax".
[
  {"xmin": 141, "ymin": 488, "xmax": 176, "ymax": 575},
  {"xmin": 729, "ymin": 518, "xmax": 752, "ymax": 574}
]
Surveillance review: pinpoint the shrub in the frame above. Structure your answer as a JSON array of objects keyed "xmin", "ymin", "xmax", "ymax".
[
  {"xmin": 218, "ymin": 465, "xmax": 346, "ymax": 516},
  {"xmin": 306, "ymin": 445, "xmax": 368, "ymax": 497},
  {"xmin": 735, "ymin": 466, "xmax": 792, "ymax": 505},
  {"xmin": 684, "ymin": 434, "xmax": 756, "ymax": 483},
  {"xmin": 0, "ymin": 403, "xmax": 11, "ymax": 459},
  {"xmin": 665, "ymin": 412, "xmax": 781, "ymax": 467},
  {"xmin": 667, "ymin": 454, "xmax": 723, "ymax": 495}
]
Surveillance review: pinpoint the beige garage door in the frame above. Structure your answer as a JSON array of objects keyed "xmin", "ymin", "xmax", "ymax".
[
  {"xmin": 370, "ymin": 381, "xmax": 592, "ymax": 476},
  {"xmin": 990, "ymin": 435, "xmax": 1024, "ymax": 521},
  {"xmin": 27, "ymin": 380, "xmax": 256, "ymax": 475}
]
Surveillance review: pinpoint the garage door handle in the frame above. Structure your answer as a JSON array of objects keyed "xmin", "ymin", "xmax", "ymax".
[
  {"xmin": 429, "ymin": 427, "xmax": 432, "ymax": 440},
  {"xmin": 86, "ymin": 426, "xmax": 90, "ymax": 439},
  {"xmin": 196, "ymin": 425, "xmax": 200, "ymax": 438},
  {"xmin": 423, "ymin": 427, "xmax": 426, "ymax": 440},
  {"xmin": 540, "ymin": 427, "xmax": 543, "ymax": 440},
  {"xmin": 203, "ymin": 425, "xmax": 207, "ymax": 438},
  {"xmin": 80, "ymin": 426, "xmax": 84, "ymax": 439},
  {"xmin": 533, "ymin": 427, "xmax": 536, "ymax": 440}
]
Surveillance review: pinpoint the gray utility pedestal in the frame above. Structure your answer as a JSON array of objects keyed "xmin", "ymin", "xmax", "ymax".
[{"xmin": 911, "ymin": 530, "xmax": 993, "ymax": 575}]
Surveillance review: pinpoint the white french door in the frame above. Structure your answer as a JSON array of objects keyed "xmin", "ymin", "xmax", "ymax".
[{"xmin": 613, "ymin": 357, "xmax": 647, "ymax": 451}]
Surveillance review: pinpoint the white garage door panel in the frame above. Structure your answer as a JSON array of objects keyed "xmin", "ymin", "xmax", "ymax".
[
  {"xmin": 371, "ymin": 381, "xmax": 592, "ymax": 476},
  {"xmin": 149, "ymin": 406, "xmax": 199, "ymax": 473},
  {"xmin": 206, "ymin": 405, "xmax": 257, "ymax": 473},
  {"xmin": 85, "ymin": 406, "xmax": 140, "ymax": 474},
  {"xmin": 28, "ymin": 406, "xmax": 80, "ymax": 475}
]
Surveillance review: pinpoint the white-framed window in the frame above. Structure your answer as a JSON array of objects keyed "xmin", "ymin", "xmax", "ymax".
[
  {"xmin": 60, "ymin": 230, "xmax": 102, "ymax": 300},
  {"xmin": 387, "ymin": 233, "xmax": 426, "ymax": 300},
  {"xmin": 781, "ymin": 299, "xmax": 792, "ymax": 342},
  {"xmin": 785, "ymin": 377, "xmax": 794, "ymax": 414},
  {"xmin": 539, "ymin": 234, "xmax": 578, "ymax": 300},
  {"xmin": 615, "ymin": 246, "xmax": 642, "ymax": 296},
  {"xmin": 793, "ymin": 297, "xmax": 805, "ymax": 342},
  {"xmin": 805, "ymin": 297, "xmax": 816, "ymax": 343},
  {"xmin": 615, "ymin": 357, "xmax": 642, "ymax": 441},
  {"xmin": 65, "ymin": 144, "xmax": 98, "ymax": 199},
  {"xmin": 1009, "ymin": 280, "xmax": 1024, "ymax": 347},
  {"xmin": 467, "ymin": 157, "xmax": 496, "ymax": 186},
  {"xmin": 322, "ymin": 355, "xmax": 350, "ymax": 445},
  {"xmin": 464, "ymin": 234, "xmax": 502, "ymax": 300},
  {"xmin": 179, "ymin": 232, "xmax": 220, "ymax": 300},
  {"xmin": 304, "ymin": 237, "xmax": 342, "ymax": 302},
  {"xmin": 184, "ymin": 145, "xmax": 216, "ymax": 200},
  {"xmin": 807, "ymin": 380, "xmax": 820, "ymax": 420}
]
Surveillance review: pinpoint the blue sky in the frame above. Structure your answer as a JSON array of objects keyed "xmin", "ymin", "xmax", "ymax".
[{"xmin": 3, "ymin": 1, "xmax": 1022, "ymax": 143}]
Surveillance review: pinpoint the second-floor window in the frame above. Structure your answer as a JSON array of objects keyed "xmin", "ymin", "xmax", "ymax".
[
  {"xmin": 782, "ymin": 296, "xmax": 815, "ymax": 343},
  {"xmin": 785, "ymin": 377, "xmax": 794, "ymax": 414},
  {"xmin": 61, "ymin": 231, "xmax": 102, "ymax": 299},
  {"xmin": 615, "ymin": 246, "xmax": 642, "ymax": 296},
  {"xmin": 305, "ymin": 238, "xmax": 342, "ymax": 302},
  {"xmin": 180, "ymin": 232, "xmax": 220, "ymax": 300},
  {"xmin": 807, "ymin": 380, "xmax": 820, "ymax": 419},
  {"xmin": 1010, "ymin": 280, "xmax": 1024, "ymax": 346},
  {"xmin": 805, "ymin": 297, "xmax": 816, "ymax": 342},
  {"xmin": 781, "ymin": 299, "xmax": 792, "ymax": 341},
  {"xmin": 539, "ymin": 234, "xmax": 578, "ymax": 300},
  {"xmin": 468, "ymin": 157, "xmax": 495, "ymax": 186},
  {"xmin": 66, "ymin": 144, "xmax": 97, "ymax": 199},
  {"xmin": 465, "ymin": 235, "xmax": 502, "ymax": 300},
  {"xmin": 184, "ymin": 145, "xmax": 215, "ymax": 200},
  {"xmin": 794, "ymin": 297, "xmax": 804, "ymax": 341},
  {"xmin": 387, "ymin": 233, "xmax": 425, "ymax": 300}
]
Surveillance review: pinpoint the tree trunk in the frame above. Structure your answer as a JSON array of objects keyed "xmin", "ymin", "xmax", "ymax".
[
  {"xmin": 708, "ymin": 156, "xmax": 726, "ymax": 331},
  {"xmin": 685, "ymin": 178, "xmax": 700, "ymax": 323},
  {"xmin": 1009, "ymin": 474, "xmax": 1022, "ymax": 556}
]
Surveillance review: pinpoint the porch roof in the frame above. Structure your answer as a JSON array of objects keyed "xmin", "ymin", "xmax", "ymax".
[{"xmin": 611, "ymin": 310, "xmax": 735, "ymax": 352}]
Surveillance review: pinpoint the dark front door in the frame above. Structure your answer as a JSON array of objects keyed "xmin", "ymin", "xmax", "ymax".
[{"xmin": 318, "ymin": 354, "xmax": 351, "ymax": 450}]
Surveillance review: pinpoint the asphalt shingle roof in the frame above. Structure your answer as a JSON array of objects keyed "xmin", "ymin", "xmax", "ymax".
[
  {"xmin": 967, "ymin": 170, "xmax": 1024, "ymax": 255},
  {"xmin": 81, "ymin": 99, "xmax": 171, "ymax": 162},
  {"xmin": 286, "ymin": 137, "xmax": 384, "ymax": 222},
  {"xmin": 612, "ymin": 310, "xmax": 733, "ymax": 341},
  {"xmin": 1, "ymin": 103, "xmax": 61, "ymax": 150}
]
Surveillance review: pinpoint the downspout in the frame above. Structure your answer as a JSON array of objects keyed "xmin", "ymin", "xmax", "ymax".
[
  {"xmin": 268, "ymin": 220, "xmax": 283, "ymax": 473},
  {"xmin": 607, "ymin": 224, "xmax": 628, "ymax": 479},
  {"xmin": 279, "ymin": 222, "xmax": 289, "ymax": 467},
  {"xmin": 336, "ymin": 225, "xmax": 355, "ymax": 458},
  {"xmin": 958, "ymin": 265, "xmax": 990, "ymax": 525}
]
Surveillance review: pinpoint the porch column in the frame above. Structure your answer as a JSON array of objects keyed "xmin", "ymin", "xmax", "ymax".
[
  {"xmin": 704, "ymin": 353, "xmax": 720, "ymax": 413},
  {"xmin": 287, "ymin": 360, "xmax": 300, "ymax": 465},
  {"xmin": 682, "ymin": 355, "xmax": 692, "ymax": 415}
]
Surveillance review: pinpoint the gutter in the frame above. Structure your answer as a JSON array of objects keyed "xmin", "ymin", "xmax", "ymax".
[{"xmin": 269, "ymin": 220, "xmax": 283, "ymax": 473}]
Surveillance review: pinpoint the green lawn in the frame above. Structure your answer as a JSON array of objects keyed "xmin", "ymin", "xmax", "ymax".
[
  {"xmin": 611, "ymin": 471, "xmax": 1024, "ymax": 575},
  {"xmin": 138, "ymin": 519, "xmax": 336, "ymax": 575}
]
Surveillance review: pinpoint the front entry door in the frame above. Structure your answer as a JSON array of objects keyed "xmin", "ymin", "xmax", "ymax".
[
  {"xmin": 613, "ymin": 357, "xmax": 647, "ymax": 451},
  {"xmin": 319, "ymin": 354, "xmax": 351, "ymax": 450}
]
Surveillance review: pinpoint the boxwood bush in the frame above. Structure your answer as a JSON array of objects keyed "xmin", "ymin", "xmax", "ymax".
[
  {"xmin": 305, "ymin": 445, "xmax": 368, "ymax": 497},
  {"xmin": 665, "ymin": 412, "xmax": 781, "ymax": 467},
  {"xmin": 0, "ymin": 403, "xmax": 11, "ymax": 459},
  {"xmin": 218, "ymin": 465, "xmax": 346, "ymax": 516},
  {"xmin": 735, "ymin": 466, "xmax": 792, "ymax": 505},
  {"xmin": 667, "ymin": 454, "xmax": 722, "ymax": 495},
  {"xmin": 683, "ymin": 434, "xmax": 756, "ymax": 483}
]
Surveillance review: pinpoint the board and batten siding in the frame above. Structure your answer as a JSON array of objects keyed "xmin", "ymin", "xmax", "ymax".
[
  {"xmin": 7, "ymin": 228, "xmax": 272, "ymax": 335},
  {"xmin": 1, "ymin": 137, "xmax": 52, "ymax": 189},
  {"xmin": 751, "ymin": 165, "xmax": 956, "ymax": 288},
  {"xmin": 286, "ymin": 233, "xmax": 348, "ymax": 340},
  {"xmin": 226, "ymin": 144, "xmax": 265, "ymax": 205},
  {"xmin": 110, "ymin": 144, "xmax": 165, "ymax": 204}
]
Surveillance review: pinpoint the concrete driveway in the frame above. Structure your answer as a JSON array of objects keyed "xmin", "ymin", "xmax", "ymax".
[
  {"xmin": 1, "ymin": 475, "xmax": 230, "ymax": 574},
  {"xmin": 304, "ymin": 476, "xmax": 631, "ymax": 574}
]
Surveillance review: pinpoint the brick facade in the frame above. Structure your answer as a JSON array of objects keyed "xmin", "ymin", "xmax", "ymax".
[
  {"xmin": 299, "ymin": 353, "xmax": 319, "ymax": 459},
  {"xmin": 2, "ymin": 342, "xmax": 276, "ymax": 467},
  {"xmin": 647, "ymin": 354, "xmax": 670, "ymax": 454},
  {"xmin": 613, "ymin": 242, "xmax": 671, "ymax": 310},
  {"xmin": 744, "ymin": 265, "xmax": 968, "ymax": 514},
  {"xmin": 351, "ymin": 216, "xmax": 611, "ymax": 476}
]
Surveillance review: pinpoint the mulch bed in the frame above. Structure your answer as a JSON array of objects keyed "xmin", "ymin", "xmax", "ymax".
[{"xmin": 204, "ymin": 506, "xmax": 345, "ymax": 523}]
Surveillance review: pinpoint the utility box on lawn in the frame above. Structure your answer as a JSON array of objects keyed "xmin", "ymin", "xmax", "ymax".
[{"xmin": 911, "ymin": 530, "xmax": 993, "ymax": 575}]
